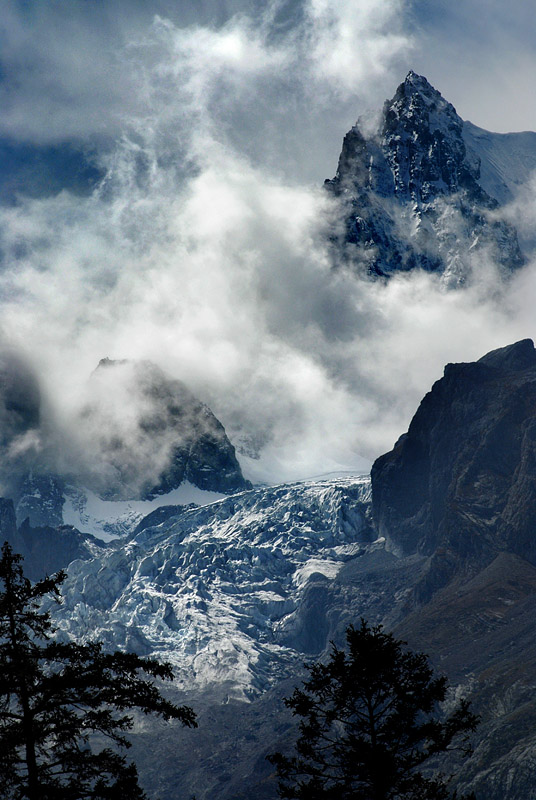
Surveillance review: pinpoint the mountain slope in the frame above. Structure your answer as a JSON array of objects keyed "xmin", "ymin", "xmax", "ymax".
[
  {"xmin": 463, "ymin": 121, "xmax": 536, "ymax": 205},
  {"xmin": 371, "ymin": 338, "xmax": 536, "ymax": 567}
]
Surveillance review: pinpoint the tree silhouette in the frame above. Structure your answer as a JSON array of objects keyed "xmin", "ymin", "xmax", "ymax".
[
  {"xmin": 268, "ymin": 620, "xmax": 478, "ymax": 800},
  {"xmin": 0, "ymin": 541, "xmax": 197, "ymax": 800}
]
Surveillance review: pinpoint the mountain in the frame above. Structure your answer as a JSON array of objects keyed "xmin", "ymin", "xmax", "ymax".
[
  {"xmin": 80, "ymin": 358, "xmax": 250, "ymax": 501},
  {"xmin": 5, "ymin": 72, "xmax": 536, "ymax": 799},
  {"xmin": 371, "ymin": 338, "xmax": 536, "ymax": 568},
  {"xmin": 0, "ymin": 356, "xmax": 250, "ymax": 536},
  {"xmin": 370, "ymin": 339, "xmax": 536, "ymax": 799},
  {"xmin": 32, "ymin": 338, "xmax": 536, "ymax": 799},
  {"xmin": 0, "ymin": 336, "xmax": 534, "ymax": 798},
  {"xmin": 325, "ymin": 71, "xmax": 527, "ymax": 284}
]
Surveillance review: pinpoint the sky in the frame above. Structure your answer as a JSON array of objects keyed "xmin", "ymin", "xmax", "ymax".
[{"xmin": 0, "ymin": 0, "xmax": 536, "ymax": 486}]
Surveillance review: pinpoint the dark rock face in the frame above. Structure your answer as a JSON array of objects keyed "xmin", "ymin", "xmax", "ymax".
[
  {"xmin": 325, "ymin": 71, "xmax": 524, "ymax": 282},
  {"xmin": 0, "ymin": 495, "xmax": 101, "ymax": 581},
  {"xmin": 133, "ymin": 505, "xmax": 194, "ymax": 535},
  {"xmin": 0, "ymin": 498, "xmax": 18, "ymax": 544},
  {"xmin": 87, "ymin": 359, "xmax": 250, "ymax": 499},
  {"xmin": 0, "ymin": 352, "xmax": 41, "ymax": 487},
  {"xmin": 14, "ymin": 519, "xmax": 103, "ymax": 582},
  {"xmin": 391, "ymin": 551, "xmax": 536, "ymax": 800},
  {"xmin": 371, "ymin": 338, "xmax": 536, "ymax": 566}
]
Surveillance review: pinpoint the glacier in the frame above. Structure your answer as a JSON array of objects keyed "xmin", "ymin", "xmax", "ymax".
[
  {"xmin": 61, "ymin": 482, "xmax": 228, "ymax": 542},
  {"xmin": 49, "ymin": 476, "xmax": 372, "ymax": 698}
]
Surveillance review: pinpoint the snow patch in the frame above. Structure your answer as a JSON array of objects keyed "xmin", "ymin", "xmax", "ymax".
[
  {"xmin": 62, "ymin": 483, "xmax": 227, "ymax": 541},
  {"xmin": 293, "ymin": 558, "xmax": 344, "ymax": 588},
  {"xmin": 463, "ymin": 121, "xmax": 536, "ymax": 206}
]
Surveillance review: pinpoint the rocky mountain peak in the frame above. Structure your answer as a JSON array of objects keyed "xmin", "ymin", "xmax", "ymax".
[
  {"xmin": 380, "ymin": 70, "xmax": 479, "ymax": 203},
  {"xmin": 82, "ymin": 358, "xmax": 251, "ymax": 500},
  {"xmin": 326, "ymin": 72, "xmax": 525, "ymax": 283},
  {"xmin": 399, "ymin": 70, "xmax": 452, "ymax": 110},
  {"xmin": 384, "ymin": 70, "xmax": 460, "ymax": 135},
  {"xmin": 0, "ymin": 355, "xmax": 250, "ymax": 529}
]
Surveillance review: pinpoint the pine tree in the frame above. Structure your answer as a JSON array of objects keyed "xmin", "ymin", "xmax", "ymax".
[
  {"xmin": 268, "ymin": 620, "xmax": 478, "ymax": 800},
  {"xmin": 0, "ymin": 541, "xmax": 197, "ymax": 800}
]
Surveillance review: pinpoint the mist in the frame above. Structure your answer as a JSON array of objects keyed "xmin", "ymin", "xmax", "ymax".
[{"xmin": 1, "ymin": 1, "xmax": 536, "ymax": 486}]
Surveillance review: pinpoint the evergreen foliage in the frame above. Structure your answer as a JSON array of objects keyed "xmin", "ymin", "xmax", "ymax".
[
  {"xmin": 268, "ymin": 620, "xmax": 478, "ymax": 800},
  {"xmin": 0, "ymin": 541, "xmax": 197, "ymax": 800}
]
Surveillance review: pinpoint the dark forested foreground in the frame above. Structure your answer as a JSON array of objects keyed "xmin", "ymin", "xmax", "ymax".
[
  {"xmin": 269, "ymin": 621, "xmax": 477, "ymax": 800},
  {"xmin": 0, "ymin": 542, "xmax": 196, "ymax": 800}
]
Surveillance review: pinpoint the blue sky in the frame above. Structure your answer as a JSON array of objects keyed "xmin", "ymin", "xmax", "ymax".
[{"xmin": 409, "ymin": 0, "xmax": 536, "ymax": 132}]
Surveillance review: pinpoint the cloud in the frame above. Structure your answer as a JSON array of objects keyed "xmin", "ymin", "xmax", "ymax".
[
  {"xmin": 0, "ymin": 0, "xmax": 412, "ymax": 182},
  {"xmin": 304, "ymin": 0, "xmax": 410, "ymax": 95},
  {"xmin": 0, "ymin": 1, "xmax": 536, "ymax": 488}
]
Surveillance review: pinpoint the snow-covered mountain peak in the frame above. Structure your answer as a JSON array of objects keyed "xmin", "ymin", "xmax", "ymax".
[
  {"xmin": 326, "ymin": 72, "xmax": 526, "ymax": 283},
  {"xmin": 391, "ymin": 70, "xmax": 458, "ymax": 120}
]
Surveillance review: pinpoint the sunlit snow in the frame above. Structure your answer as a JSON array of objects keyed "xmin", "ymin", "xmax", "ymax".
[
  {"xmin": 51, "ymin": 476, "xmax": 373, "ymax": 699},
  {"xmin": 62, "ymin": 483, "xmax": 227, "ymax": 541}
]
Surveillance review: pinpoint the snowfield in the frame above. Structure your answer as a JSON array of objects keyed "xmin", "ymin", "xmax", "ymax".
[{"xmin": 62, "ymin": 483, "xmax": 228, "ymax": 541}]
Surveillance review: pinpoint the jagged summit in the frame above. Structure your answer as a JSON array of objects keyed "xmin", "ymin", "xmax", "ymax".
[
  {"xmin": 399, "ymin": 70, "xmax": 449, "ymax": 102},
  {"xmin": 404, "ymin": 69, "xmax": 431, "ymax": 85},
  {"xmin": 82, "ymin": 358, "xmax": 251, "ymax": 500},
  {"xmin": 326, "ymin": 72, "xmax": 525, "ymax": 284},
  {"xmin": 386, "ymin": 70, "xmax": 459, "ymax": 126},
  {"xmin": 381, "ymin": 71, "xmax": 477, "ymax": 202}
]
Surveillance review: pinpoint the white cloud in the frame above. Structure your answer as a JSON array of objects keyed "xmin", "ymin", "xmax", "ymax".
[
  {"xmin": 305, "ymin": 0, "xmax": 411, "ymax": 94},
  {"xmin": 1, "ymin": 1, "xmax": 536, "ymax": 487}
]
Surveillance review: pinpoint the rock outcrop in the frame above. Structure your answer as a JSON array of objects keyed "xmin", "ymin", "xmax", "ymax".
[
  {"xmin": 86, "ymin": 358, "xmax": 250, "ymax": 499},
  {"xmin": 371, "ymin": 338, "xmax": 536, "ymax": 566},
  {"xmin": 0, "ymin": 496, "xmax": 102, "ymax": 581},
  {"xmin": 0, "ymin": 356, "xmax": 250, "ymax": 527}
]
